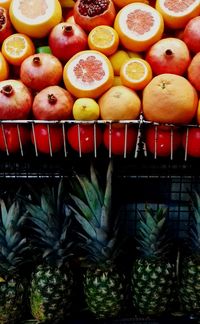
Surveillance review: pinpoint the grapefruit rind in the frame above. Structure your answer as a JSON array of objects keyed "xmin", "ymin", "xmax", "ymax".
[
  {"xmin": 9, "ymin": 0, "xmax": 62, "ymax": 38},
  {"xmin": 63, "ymin": 50, "xmax": 114, "ymax": 99},
  {"xmin": 114, "ymin": 3, "xmax": 164, "ymax": 52},
  {"xmin": 156, "ymin": 0, "xmax": 200, "ymax": 29}
]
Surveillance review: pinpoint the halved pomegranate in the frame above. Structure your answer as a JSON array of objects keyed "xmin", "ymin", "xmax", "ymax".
[
  {"xmin": 0, "ymin": 7, "xmax": 13, "ymax": 43},
  {"xmin": 73, "ymin": 0, "xmax": 116, "ymax": 33}
]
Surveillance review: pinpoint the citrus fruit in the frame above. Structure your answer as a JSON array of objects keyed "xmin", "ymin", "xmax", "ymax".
[
  {"xmin": 63, "ymin": 50, "xmax": 114, "ymax": 98},
  {"xmin": 0, "ymin": 0, "xmax": 11, "ymax": 10},
  {"xmin": 9, "ymin": 0, "xmax": 62, "ymax": 38},
  {"xmin": 0, "ymin": 52, "xmax": 9, "ymax": 81},
  {"xmin": 109, "ymin": 50, "xmax": 129, "ymax": 75},
  {"xmin": 113, "ymin": 76, "xmax": 122, "ymax": 86},
  {"xmin": 2, "ymin": 33, "xmax": 35, "ymax": 66},
  {"xmin": 120, "ymin": 58, "xmax": 152, "ymax": 90},
  {"xmin": 88, "ymin": 25, "xmax": 119, "ymax": 56},
  {"xmin": 127, "ymin": 51, "xmax": 143, "ymax": 58},
  {"xmin": 196, "ymin": 99, "xmax": 200, "ymax": 124},
  {"xmin": 156, "ymin": 0, "xmax": 200, "ymax": 29},
  {"xmin": 114, "ymin": 3, "xmax": 164, "ymax": 52},
  {"xmin": 99, "ymin": 85, "xmax": 141, "ymax": 121},
  {"xmin": 113, "ymin": 0, "xmax": 148, "ymax": 8},
  {"xmin": 143, "ymin": 74, "xmax": 198, "ymax": 124},
  {"xmin": 73, "ymin": 98, "xmax": 100, "ymax": 120}
]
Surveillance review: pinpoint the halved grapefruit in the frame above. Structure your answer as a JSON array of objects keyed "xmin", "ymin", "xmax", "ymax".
[
  {"xmin": 156, "ymin": 0, "xmax": 200, "ymax": 29},
  {"xmin": 114, "ymin": 3, "xmax": 164, "ymax": 52},
  {"xmin": 63, "ymin": 50, "xmax": 114, "ymax": 98},
  {"xmin": 9, "ymin": 0, "xmax": 62, "ymax": 38}
]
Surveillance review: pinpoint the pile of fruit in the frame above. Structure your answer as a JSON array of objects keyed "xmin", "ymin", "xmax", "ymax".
[{"xmin": 1, "ymin": 0, "xmax": 200, "ymax": 157}]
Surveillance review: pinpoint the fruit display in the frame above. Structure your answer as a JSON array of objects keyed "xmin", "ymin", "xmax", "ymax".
[{"xmin": 1, "ymin": 0, "xmax": 200, "ymax": 158}]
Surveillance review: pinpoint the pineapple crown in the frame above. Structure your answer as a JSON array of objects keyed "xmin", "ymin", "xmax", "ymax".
[
  {"xmin": 136, "ymin": 206, "xmax": 171, "ymax": 259},
  {"xmin": 0, "ymin": 198, "xmax": 30, "ymax": 276},
  {"xmin": 189, "ymin": 190, "xmax": 200, "ymax": 252},
  {"xmin": 22, "ymin": 180, "xmax": 74, "ymax": 269},
  {"xmin": 70, "ymin": 161, "xmax": 122, "ymax": 266}
]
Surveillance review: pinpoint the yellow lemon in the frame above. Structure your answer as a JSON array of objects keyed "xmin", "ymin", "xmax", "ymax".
[
  {"xmin": 109, "ymin": 50, "xmax": 129, "ymax": 75},
  {"xmin": 113, "ymin": 76, "xmax": 122, "ymax": 86},
  {"xmin": 73, "ymin": 98, "xmax": 100, "ymax": 121},
  {"xmin": 127, "ymin": 51, "xmax": 143, "ymax": 58}
]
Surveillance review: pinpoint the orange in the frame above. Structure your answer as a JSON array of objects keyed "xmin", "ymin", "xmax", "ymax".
[
  {"xmin": 0, "ymin": 0, "xmax": 11, "ymax": 9},
  {"xmin": 143, "ymin": 74, "xmax": 198, "ymax": 124},
  {"xmin": 88, "ymin": 26, "xmax": 119, "ymax": 56},
  {"xmin": 99, "ymin": 85, "xmax": 141, "ymax": 121},
  {"xmin": 2, "ymin": 33, "xmax": 35, "ymax": 66},
  {"xmin": 9, "ymin": 0, "xmax": 62, "ymax": 38},
  {"xmin": 156, "ymin": 0, "xmax": 200, "ymax": 29},
  {"xmin": 113, "ymin": 0, "xmax": 148, "ymax": 8},
  {"xmin": 120, "ymin": 58, "xmax": 152, "ymax": 90},
  {"xmin": 0, "ymin": 52, "xmax": 9, "ymax": 81},
  {"xmin": 114, "ymin": 3, "xmax": 164, "ymax": 52},
  {"xmin": 63, "ymin": 50, "xmax": 114, "ymax": 99}
]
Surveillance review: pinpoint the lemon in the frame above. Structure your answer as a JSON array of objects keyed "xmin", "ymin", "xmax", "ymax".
[
  {"xmin": 127, "ymin": 51, "xmax": 143, "ymax": 58},
  {"xmin": 113, "ymin": 76, "xmax": 122, "ymax": 86},
  {"xmin": 73, "ymin": 98, "xmax": 100, "ymax": 121},
  {"xmin": 109, "ymin": 50, "xmax": 129, "ymax": 75}
]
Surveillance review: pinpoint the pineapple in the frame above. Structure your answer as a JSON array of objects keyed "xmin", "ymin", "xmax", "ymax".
[
  {"xmin": 131, "ymin": 206, "xmax": 176, "ymax": 316},
  {"xmin": 179, "ymin": 190, "xmax": 200, "ymax": 315},
  {"xmin": 70, "ymin": 162, "xmax": 126, "ymax": 319},
  {"xmin": 23, "ymin": 180, "xmax": 74, "ymax": 323},
  {"xmin": 0, "ymin": 198, "xmax": 30, "ymax": 323}
]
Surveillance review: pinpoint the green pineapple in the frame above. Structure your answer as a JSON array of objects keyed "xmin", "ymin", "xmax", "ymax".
[
  {"xmin": 179, "ymin": 190, "xmax": 200, "ymax": 315},
  {"xmin": 70, "ymin": 162, "xmax": 126, "ymax": 319},
  {"xmin": 0, "ymin": 198, "xmax": 30, "ymax": 323},
  {"xmin": 23, "ymin": 180, "xmax": 74, "ymax": 323},
  {"xmin": 131, "ymin": 206, "xmax": 176, "ymax": 316}
]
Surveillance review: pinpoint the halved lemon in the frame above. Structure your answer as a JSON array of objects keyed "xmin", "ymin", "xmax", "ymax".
[
  {"xmin": 0, "ymin": 0, "xmax": 11, "ymax": 9},
  {"xmin": 0, "ymin": 52, "xmax": 9, "ymax": 81},
  {"xmin": 156, "ymin": 0, "xmax": 200, "ymax": 29},
  {"xmin": 9, "ymin": 0, "xmax": 62, "ymax": 38},
  {"xmin": 120, "ymin": 58, "xmax": 152, "ymax": 90},
  {"xmin": 114, "ymin": 3, "xmax": 164, "ymax": 52},
  {"xmin": 88, "ymin": 25, "xmax": 119, "ymax": 56},
  {"xmin": 63, "ymin": 50, "xmax": 114, "ymax": 98},
  {"xmin": 2, "ymin": 33, "xmax": 35, "ymax": 66}
]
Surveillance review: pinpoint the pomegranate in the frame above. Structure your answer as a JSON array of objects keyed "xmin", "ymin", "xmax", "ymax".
[
  {"xmin": 20, "ymin": 53, "xmax": 63, "ymax": 92},
  {"xmin": 146, "ymin": 38, "xmax": 191, "ymax": 76},
  {"xmin": 183, "ymin": 17, "xmax": 200, "ymax": 54},
  {"xmin": 73, "ymin": 0, "xmax": 116, "ymax": 33},
  {"xmin": 188, "ymin": 53, "xmax": 200, "ymax": 91},
  {"xmin": 0, "ymin": 7, "xmax": 13, "ymax": 43},
  {"xmin": 49, "ymin": 23, "xmax": 88, "ymax": 62},
  {"xmin": 0, "ymin": 80, "xmax": 32, "ymax": 119},
  {"xmin": 32, "ymin": 86, "xmax": 74, "ymax": 120},
  {"xmin": 0, "ymin": 124, "xmax": 30, "ymax": 153}
]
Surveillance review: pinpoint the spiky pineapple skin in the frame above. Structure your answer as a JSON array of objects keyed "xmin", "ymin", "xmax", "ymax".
[
  {"xmin": 30, "ymin": 265, "xmax": 74, "ymax": 323},
  {"xmin": 84, "ymin": 267, "xmax": 125, "ymax": 319},
  {"xmin": 180, "ymin": 254, "xmax": 200, "ymax": 314},
  {"xmin": 132, "ymin": 259, "xmax": 176, "ymax": 315}
]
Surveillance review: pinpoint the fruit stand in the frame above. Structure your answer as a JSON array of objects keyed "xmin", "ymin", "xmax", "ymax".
[{"xmin": 2, "ymin": 0, "xmax": 200, "ymax": 323}]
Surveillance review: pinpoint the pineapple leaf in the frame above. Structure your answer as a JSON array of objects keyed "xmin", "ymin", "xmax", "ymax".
[
  {"xmin": 69, "ymin": 194, "xmax": 98, "ymax": 224},
  {"xmin": 0, "ymin": 199, "xmax": 7, "ymax": 229},
  {"xmin": 90, "ymin": 163, "xmax": 104, "ymax": 205},
  {"xmin": 57, "ymin": 179, "xmax": 64, "ymax": 214},
  {"xmin": 75, "ymin": 213, "xmax": 97, "ymax": 240},
  {"xmin": 101, "ymin": 161, "xmax": 112, "ymax": 230}
]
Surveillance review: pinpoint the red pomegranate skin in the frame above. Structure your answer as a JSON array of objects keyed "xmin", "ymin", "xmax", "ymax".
[
  {"xmin": 0, "ymin": 7, "xmax": 13, "ymax": 43},
  {"xmin": 0, "ymin": 79, "xmax": 32, "ymax": 120},
  {"xmin": 49, "ymin": 22, "xmax": 88, "ymax": 62},
  {"xmin": 73, "ymin": 0, "xmax": 116, "ymax": 32},
  {"xmin": 32, "ymin": 86, "xmax": 74, "ymax": 120},
  {"xmin": 146, "ymin": 38, "xmax": 191, "ymax": 76},
  {"xmin": 20, "ymin": 53, "xmax": 63, "ymax": 91},
  {"xmin": 183, "ymin": 17, "xmax": 200, "ymax": 54}
]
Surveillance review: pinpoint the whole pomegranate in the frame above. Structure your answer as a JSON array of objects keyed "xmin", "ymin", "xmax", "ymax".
[
  {"xmin": 49, "ymin": 22, "xmax": 88, "ymax": 62},
  {"xmin": 0, "ymin": 80, "xmax": 32, "ymax": 119},
  {"xmin": 73, "ymin": 0, "xmax": 116, "ymax": 32},
  {"xmin": 183, "ymin": 17, "xmax": 200, "ymax": 54},
  {"xmin": 20, "ymin": 53, "xmax": 63, "ymax": 92},
  {"xmin": 32, "ymin": 86, "xmax": 74, "ymax": 120},
  {"xmin": 0, "ymin": 7, "xmax": 13, "ymax": 43},
  {"xmin": 146, "ymin": 38, "xmax": 191, "ymax": 76}
]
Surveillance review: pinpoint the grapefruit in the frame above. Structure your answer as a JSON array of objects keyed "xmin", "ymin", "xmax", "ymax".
[
  {"xmin": 156, "ymin": 0, "xmax": 200, "ymax": 29},
  {"xmin": 99, "ymin": 85, "xmax": 141, "ymax": 121},
  {"xmin": 0, "ymin": 0, "xmax": 11, "ymax": 10},
  {"xmin": 9, "ymin": 0, "xmax": 62, "ymax": 38},
  {"xmin": 113, "ymin": 0, "xmax": 148, "ymax": 9},
  {"xmin": 143, "ymin": 74, "xmax": 198, "ymax": 124},
  {"xmin": 188, "ymin": 53, "xmax": 200, "ymax": 91},
  {"xmin": 63, "ymin": 50, "xmax": 114, "ymax": 98},
  {"xmin": 114, "ymin": 3, "xmax": 164, "ymax": 52}
]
